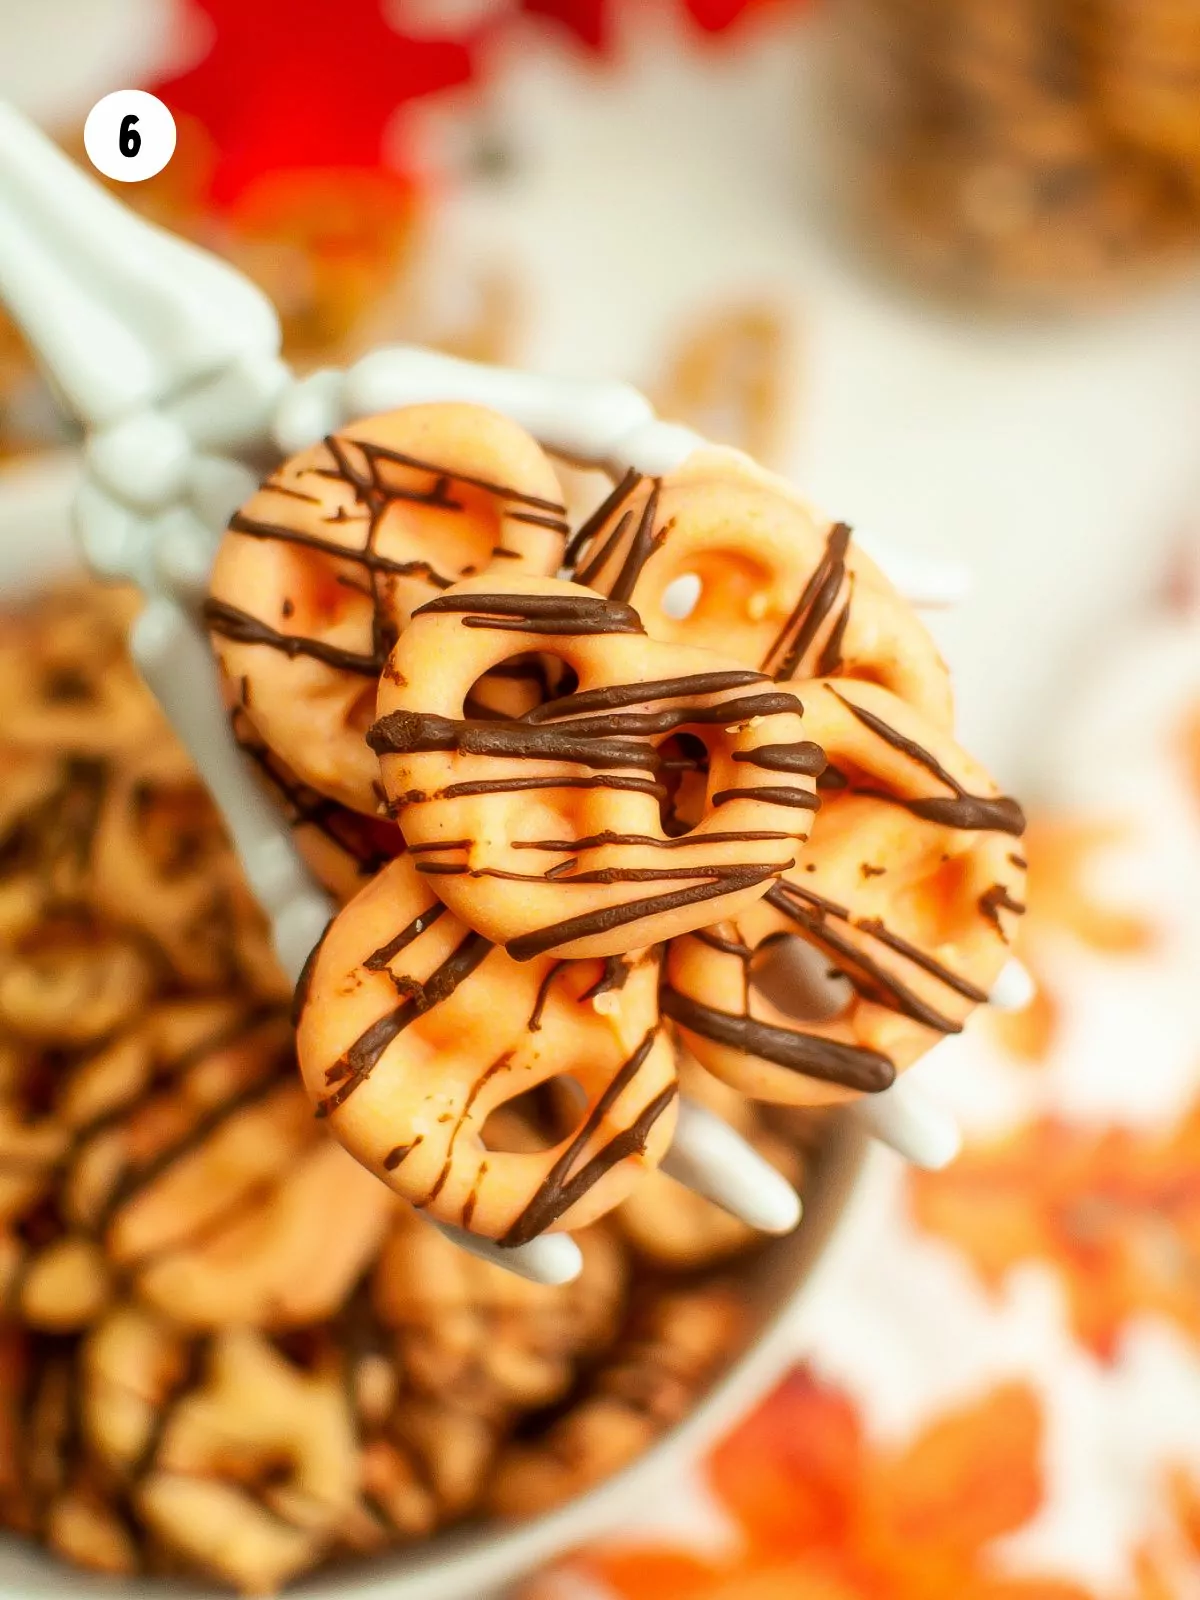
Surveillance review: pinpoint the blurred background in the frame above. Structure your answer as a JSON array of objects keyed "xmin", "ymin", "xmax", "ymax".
[{"xmin": 2, "ymin": 1, "xmax": 1200, "ymax": 1596}]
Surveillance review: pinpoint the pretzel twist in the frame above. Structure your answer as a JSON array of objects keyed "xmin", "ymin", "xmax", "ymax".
[
  {"xmin": 665, "ymin": 679, "xmax": 1026, "ymax": 1106},
  {"xmin": 295, "ymin": 853, "xmax": 678, "ymax": 1244},
  {"xmin": 206, "ymin": 403, "xmax": 569, "ymax": 814},
  {"xmin": 565, "ymin": 450, "xmax": 953, "ymax": 726},
  {"xmin": 370, "ymin": 574, "xmax": 821, "ymax": 961}
]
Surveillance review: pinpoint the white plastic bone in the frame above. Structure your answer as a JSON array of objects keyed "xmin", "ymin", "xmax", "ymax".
[
  {"xmin": 0, "ymin": 99, "xmax": 280, "ymax": 430},
  {"xmin": 662, "ymin": 1099, "xmax": 802, "ymax": 1234},
  {"xmin": 128, "ymin": 596, "xmax": 336, "ymax": 979},
  {"xmin": 0, "ymin": 100, "xmax": 1033, "ymax": 1285},
  {"xmin": 990, "ymin": 957, "xmax": 1036, "ymax": 1012},
  {"xmin": 848, "ymin": 1075, "xmax": 962, "ymax": 1170},
  {"xmin": 430, "ymin": 1220, "xmax": 584, "ymax": 1286}
]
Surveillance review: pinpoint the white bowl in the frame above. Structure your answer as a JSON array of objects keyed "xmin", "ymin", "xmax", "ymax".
[{"xmin": 0, "ymin": 452, "xmax": 870, "ymax": 1600}]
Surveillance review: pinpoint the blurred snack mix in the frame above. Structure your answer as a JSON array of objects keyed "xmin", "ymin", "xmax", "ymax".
[
  {"xmin": 830, "ymin": 0, "xmax": 1200, "ymax": 304},
  {"xmin": 0, "ymin": 581, "xmax": 823, "ymax": 1593}
]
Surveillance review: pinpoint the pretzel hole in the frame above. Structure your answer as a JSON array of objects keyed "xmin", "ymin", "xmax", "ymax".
[
  {"xmin": 273, "ymin": 1328, "xmax": 331, "ymax": 1372},
  {"xmin": 131, "ymin": 781, "xmax": 217, "ymax": 879},
  {"xmin": 16, "ymin": 1194, "xmax": 67, "ymax": 1250},
  {"xmin": 659, "ymin": 733, "xmax": 709, "ymax": 838},
  {"xmin": 661, "ymin": 573, "xmax": 702, "ymax": 620},
  {"xmin": 480, "ymin": 1078, "xmax": 585, "ymax": 1152},
  {"xmin": 466, "ymin": 654, "xmax": 558, "ymax": 722},
  {"xmin": 751, "ymin": 934, "xmax": 852, "ymax": 1022},
  {"xmin": 687, "ymin": 551, "xmax": 772, "ymax": 625},
  {"xmin": 228, "ymin": 1452, "xmax": 296, "ymax": 1493},
  {"xmin": 13, "ymin": 1049, "xmax": 67, "ymax": 1121},
  {"xmin": 41, "ymin": 665, "xmax": 94, "ymax": 705}
]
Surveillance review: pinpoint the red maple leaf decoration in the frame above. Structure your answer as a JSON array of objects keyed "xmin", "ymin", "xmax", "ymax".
[
  {"xmin": 522, "ymin": 0, "xmax": 608, "ymax": 49},
  {"xmin": 521, "ymin": 0, "xmax": 792, "ymax": 51},
  {"xmin": 153, "ymin": 0, "xmax": 476, "ymax": 205}
]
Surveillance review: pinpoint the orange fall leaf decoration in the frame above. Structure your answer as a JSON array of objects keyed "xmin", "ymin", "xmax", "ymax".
[
  {"xmin": 910, "ymin": 1107, "xmax": 1200, "ymax": 1361},
  {"xmin": 538, "ymin": 1372, "xmax": 1092, "ymax": 1600}
]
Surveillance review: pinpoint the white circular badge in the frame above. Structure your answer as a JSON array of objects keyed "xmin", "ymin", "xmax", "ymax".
[{"xmin": 83, "ymin": 90, "xmax": 177, "ymax": 183}]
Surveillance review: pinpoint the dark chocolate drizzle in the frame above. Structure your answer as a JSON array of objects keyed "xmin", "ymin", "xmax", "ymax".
[
  {"xmin": 410, "ymin": 590, "xmax": 644, "ymax": 637},
  {"xmin": 578, "ymin": 954, "xmax": 633, "ymax": 1003},
  {"xmin": 538, "ymin": 862, "xmax": 791, "ymax": 886},
  {"xmin": 564, "ymin": 469, "xmax": 643, "ymax": 571},
  {"xmin": 236, "ymin": 721, "xmax": 402, "ymax": 884},
  {"xmin": 524, "ymin": 669, "xmax": 769, "ymax": 725},
  {"xmin": 764, "ymin": 884, "xmax": 962, "ymax": 1033},
  {"xmin": 317, "ymin": 930, "xmax": 493, "ymax": 1116},
  {"xmin": 575, "ymin": 509, "xmax": 634, "ymax": 589},
  {"xmin": 212, "ymin": 437, "xmax": 568, "ymax": 684},
  {"xmin": 369, "ymin": 711, "xmax": 661, "ymax": 772},
  {"xmin": 527, "ymin": 962, "xmax": 568, "ymax": 1033},
  {"xmin": 499, "ymin": 1029, "xmax": 674, "ymax": 1246},
  {"xmin": 362, "ymin": 902, "xmax": 447, "ymax": 971},
  {"xmin": 851, "ymin": 914, "xmax": 989, "ymax": 1003},
  {"xmin": 291, "ymin": 919, "xmax": 333, "ymax": 1028},
  {"xmin": 732, "ymin": 741, "xmax": 826, "ymax": 776},
  {"xmin": 661, "ymin": 986, "xmax": 895, "ymax": 1092},
  {"xmin": 515, "ymin": 687, "xmax": 803, "ymax": 742},
  {"xmin": 764, "ymin": 522, "xmax": 852, "ymax": 680},
  {"xmin": 815, "ymin": 584, "xmax": 853, "ymax": 678},
  {"xmin": 419, "ymin": 1054, "xmax": 513, "ymax": 1211},
  {"xmin": 979, "ymin": 884, "xmax": 1027, "ymax": 933},
  {"xmin": 506, "ymin": 865, "xmax": 779, "ymax": 962},
  {"xmin": 204, "ymin": 599, "xmax": 384, "ymax": 677},
  {"xmin": 661, "ymin": 841, "xmax": 1007, "ymax": 1091},
  {"xmin": 226, "ymin": 511, "xmax": 453, "ymax": 586},
  {"xmin": 830, "ymin": 689, "xmax": 1027, "ymax": 836},
  {"xmin": 430, "ymin": 773, "xmax": 667, "ymax": 802},
  {"xmin": 507, "ymin": 510, "xmax": 571, "ymax": 534},
  {"xmin": 372, "ymin": 619, "xmax": 818, "ymax": 963},
  {"xmin": 383, "ymin": 1138, "xmax": 422, "ymax": 1171},
  {"xmin": 607, "ymin": 481, "xmax": 664, "ymax": 604},
  {"xmin": 770, "ymin": 880, "xmax": 991, "ymax": 1007},
  {"xmin": 712, "ymin": 786, "xmax": 821, "ymax": 810},
  {"xmin": 335, "ymin": 436, "xmax": 566, "ymax": 516},
  {"xmin": 461, "ymin": 1163, "xmax": 487, "ymax": 1230},
  {"xmin": 512, "ymin": 828, "xmax": 791, "ymax": 853}
]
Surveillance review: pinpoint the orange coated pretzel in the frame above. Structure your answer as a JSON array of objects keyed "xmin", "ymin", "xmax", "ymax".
[
  {"xmin": 0, "ymin": 748, "xmax": 102, "ymax": 946},
  {"xmin": 230, "ymin": 707, "xmax": 404, "ymax": 905},
  {"xmin": 369, "ymin": 574, "xmax": 822, "ymax": 961},
  {"xmin": 295, "ymin": 853, "xmax": 678, "ymax": 1245},
  {"xmin": 566, "ymin": 450, "xmax": 953, "ymax": 727},
  {"xmin": 0, "ymin": 915, "xmax": 155, "ymax": 1047},
  {"xmin": 0, "ymin": 584, "xmax": 157, "ymax": 757},
  {"xmin": 135, "ymin": 1328, "xmax": 358, "ymax": 1595},
  {"xmin": 665, "ymin": 678, "xmax": 1026, "ymax": 1106},
  {"xmin": 87, "ymin": 739, "xmax": 265, "ymax": 989},
  {"xmin": 132, "ymin": 1136, "xmax": 394, "ymax": 1330},
  {"xmin": 206, "ymin": 403, "xmax": 569, "ymax": 813}
]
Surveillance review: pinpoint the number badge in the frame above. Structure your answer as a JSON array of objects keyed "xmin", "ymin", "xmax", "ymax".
[{"xmin": 84, "ymin": 90, "xmax": 176, "ymax": 183}]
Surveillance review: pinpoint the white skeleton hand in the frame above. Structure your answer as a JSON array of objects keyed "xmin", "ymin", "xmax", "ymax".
[{"xmin": 0, "ymin": 101, "xmax": 1032, "ymax": 1285}]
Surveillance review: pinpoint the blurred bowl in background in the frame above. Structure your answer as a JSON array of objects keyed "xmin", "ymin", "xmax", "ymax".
[{"xmin": 0, "ymin": 451, "xmax": 870, "ymax": 1600}]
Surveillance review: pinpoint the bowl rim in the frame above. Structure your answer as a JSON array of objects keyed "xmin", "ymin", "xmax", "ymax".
[{"xmin": 303, "ymin": 1119, "xmax": 871, "ymax": 1600}]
